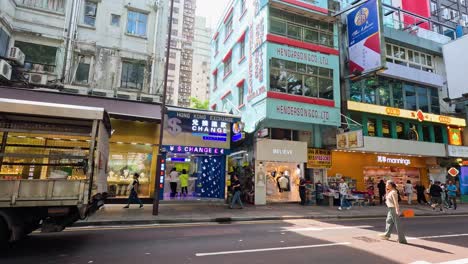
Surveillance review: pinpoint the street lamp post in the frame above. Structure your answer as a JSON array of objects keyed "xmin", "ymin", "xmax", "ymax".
[{"xmin": 153, "ymin": 0, "xmax": 175, "ymax": 216}]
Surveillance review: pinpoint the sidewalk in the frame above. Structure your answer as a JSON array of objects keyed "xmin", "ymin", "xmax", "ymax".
[{"xmin": 75, "ymin": 202, "xmax": 468, "ymax": 227}]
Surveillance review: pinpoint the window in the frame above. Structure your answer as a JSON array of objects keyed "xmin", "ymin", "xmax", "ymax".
[
  {"xmin": 19, "ymin": 0, "xmax": 64, "ymax": 12},
  {"xmin": 0, "ymin": 28, "xmax": 9, "ymax": 57},
  {"xmin": 431, "ymin": 1, "xmax": 438, "ymax": 15},
  {"xmin": 364, "ymin": 86, "xmax": 376, "ymax": 104},
  {"xmin": 84, "ymin": 1, "xmax": 97, "ymax": 27},
  {"xmin": 377, "ymin": 81, "xmax": 391, "ymax": 106},
  {"xmin": 240, "ymin": 39, "xmax": 246, "ymax": 59},
  {"xmin": 422, "ymin": 125, "xmax": 431, "ymax": 142},
  {"xmin": 225, "ymin": 15, "xmax": 233, "ymax": 39},
  {"xmin": 171, "ymin": 30, "xmax": 178, "ymax": 36},
  {"xmin": 269, "ymin": 58, "xmax": 333, "ymax": 100},
  {"xmin": 127, "ymin": 11, "xmax": 148, "ymax": 37},
  {"xmin": 386, "ymin": 43, "xmax": 434, "ymax": 72},
  {"xmin": 121, "ymin": 61, "xmax": 145, "ymax": 89},
  {"xmin": 434, "ymin": 125, "xmax": 444, "ymax": 143},
  {"xmin": 239, "ymin": 84, "xmax": 244, "ymax": 106},
  {"xmin": 173, "ymin": 7, "xmax": 179, "ymax": 14},
  {"xmin": 430, "ymin": 88, "xmax": 440, "ymax": 114},
  {"xmin": 404, "ymin": 84, "xmax": 417, "ymax": 110},
  {"xmin": 367, "ymin": 118, "xmax": 376, "ymax": 137},
  {"xmin": 417, "ymin": 87, "xmax": 429, "ymax": 112},
  {"xmin": 462, "ymin": 0, "xmax": 466, "ymax": 6},
  {"xmin": 240, "ymin": 0, "xmax": 246, "ymax": 13},
  {"xmin": 269, "ymin": 8, "xmax": 334, "ymax": 48},
  {"xmin": 350, "ymin": 80, "xmax": 362, "ymax": 102},
  {"xmin": 396, "ymin": 122, "xmax": 405, "ymax": 139},
  {"xmin": 213, "ymin": 72, "xmax": 218, "ymax": 90},
  {"xmin": 172, "ymin": 18, "xmax": 178, "ymax": 24},
  {"xmin": 214, "ymin": 39, "xmax": 219, "ymax": 55},
  {"xmin": 75, "ymin": 63, "xmax": 90, "ymax": 84},
  {"xmin": 392, "ymin": 81, "xmax": 404, "ymax": 108},
  {"xmin": 224, "ymin": 56, "xmax": 232, "ymax": 77},
  {"xmin": 382, "ymin": 120, "xmax": 392, "ymax": 138},
  {"xmin": 168, "ymin": 63, "xmax": 176, "ymax": 70},
  {"xmin": 15, "ymin": 41, "xmax": 57, "ymax": 72},
  {"xmin": 111, "ymin": 14, "xmax": 121, "ymax": 26}
]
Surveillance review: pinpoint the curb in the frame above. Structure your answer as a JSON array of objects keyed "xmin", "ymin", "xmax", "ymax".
[{"xmin": 73, "ymin": 211, "xmax": 468, "ymax": 227}]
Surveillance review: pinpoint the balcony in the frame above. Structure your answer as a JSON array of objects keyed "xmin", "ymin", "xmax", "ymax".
[{"xmin": 17, "ymin": 0, "xmax": 65, "ymax": 13}]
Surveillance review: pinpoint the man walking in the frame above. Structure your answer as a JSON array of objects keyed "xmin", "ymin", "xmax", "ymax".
[
  {"xmin": 430, "ymin": 181, "xmax": 444, "ymax": 212},
  {"xmin": 447, "ymin": 181, "xmax": 458, "ymax": 210},
  {"xmin": 230, "ymin": 174, "xmax": 243, "ymax": 209},
  {"xmin": 299, "ymin": 177, "xmax": 306, "ymax": 206},
  {"xmin": 415, "ymin": 181, "xmax": 428, "ymax": 205},
  {"xmin": 338, "ymin": 178, "xmax": 351, "ymax": 210},
  {"xmin": 378, "ymin": 180, "xmax": 386, "ymax": 205}
]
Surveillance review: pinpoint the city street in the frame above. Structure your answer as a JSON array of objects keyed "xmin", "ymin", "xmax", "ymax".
[{"xmin": 1, "ymin": 215, "xmax": 468, "ymax": 264}]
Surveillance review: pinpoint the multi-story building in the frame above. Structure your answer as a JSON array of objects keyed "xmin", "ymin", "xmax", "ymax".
[
  {"xmin": 210, "ymin": 0, "xmax": 342, "ymax": 205},
  {"xmin": 429, "ymin": 0, "xmax": 468, "ymax": 36},
  {"xmin": 167, "ymin": 0, "xmax": 196, "ymax": 107},
  {"xmin": 328, "ymin": 0, "xmax": 467, "ymax": 197},
  {"xmin": 0, "ymin": 0, "xmax": 169, "ymax": 102},
  {"xmin": 191, "ymin": 16, "xmax": 211, "ymax": 103}
]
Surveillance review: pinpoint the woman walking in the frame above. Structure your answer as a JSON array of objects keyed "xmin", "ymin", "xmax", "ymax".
[
  {"xmin": 404, "ymin": 180, "xmax": 414, "ymax": 205},
  {"xmin": 124, "ymin": 173, "xmax": 143, "ymax": 209},
  {"xmin": 379, "ymin": 180, "xmax": 407, "ymax": 244}
]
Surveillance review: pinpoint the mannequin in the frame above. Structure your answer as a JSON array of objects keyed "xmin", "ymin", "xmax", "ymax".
[{"xmin": 289, "ymin": 164, "xmax": 302, "ymax": 202}]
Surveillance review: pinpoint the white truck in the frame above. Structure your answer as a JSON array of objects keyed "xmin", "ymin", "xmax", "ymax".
[{"xmin": 0, "ymin": 98, "xmax": 111, "ymax": 245}]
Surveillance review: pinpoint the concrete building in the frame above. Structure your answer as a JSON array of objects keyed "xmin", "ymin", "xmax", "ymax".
[
  {"xmin": 210, "ymin": 0, "xmax": 342, "ymax": 205},
  {"xmin": 166, "ymin": 0, "xmax": 196, "ymax": 107},
  {"xmin": 429, "ymin": 0, "xmax": 468, "ymax": 36},
  {"xmin": 191, "ymin": 16, "xmax": 211, "ymax": 103},
  {"xmin": 0, "ymin": 0, "xmax": 169, "ymax": 103}
]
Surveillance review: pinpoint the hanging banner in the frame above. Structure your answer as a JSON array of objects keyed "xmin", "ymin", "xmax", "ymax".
[{"xmin": 347, "ymin": 0, "xmax": 385, "ymax": 74}]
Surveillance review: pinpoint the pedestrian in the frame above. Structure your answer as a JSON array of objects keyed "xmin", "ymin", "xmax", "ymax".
[
  {"xmin": 123, "ymin": 173, "xmax": 143, "ymax": 209},
  {"xmin": 179, "ymin": 169, "xmax": 189, "ymax": 197},
  {"xmin": 230, "ymin": 174, "xmax": 243, "ymax": 209},
  {"xmin": 316, "ymin": 181, "xmax": 324, "ymax": 205},
  {"xmin": 427, "ymin": 180, "xmax": 434, "ymax": 205},
  {"xmin": 429, "ymin": 181, "xmax": 444, "ymax": 212},
  {"xmin": 378, "ymin": 179, "xmax": 386, "ymax": 205},
  {"xmin": 441, "ymin": 183, "xmax": 449, "ymax": 208},
  {"xmin": 404, "ymin": 180, "xmax": 414, "ymax": 205},
  {"xmin": 379, "ymin": 180, "xmax": 407, "ymax": 244},
  {"xmin": 299, "ymin": 177, "xmax": 306, "ymax": 206},
  {"xmin": 447, "ymin": 180, "xmax": 457, "ymax": 210},
  {"xmin": 415, "ymin": 181, "xmax": 428, "ymax": 205},
  {"xmin": 338, "ymin": 178, "xmax": 351, "ymax": 210},
  {"xmin": 169, "ymin": 168, "xmax": 179, "ymax": 198}
]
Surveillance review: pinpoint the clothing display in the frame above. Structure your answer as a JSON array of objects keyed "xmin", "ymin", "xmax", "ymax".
[{"xmin": 264, "ymin": 162, "xmax": 300, "ymax": 202}]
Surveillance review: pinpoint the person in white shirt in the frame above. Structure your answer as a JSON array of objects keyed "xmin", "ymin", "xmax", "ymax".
[
  {"xmin": 404, "ymin": 180, "xmax": 414, "ymax": 205},
  {"xmin": 169, "ymin": 168, "xmax": 179, "ymax": 198},
  {"xmin": 379, "ymin": 180, "xmax": 407, "ymax": 244},
  {"xmin": 338, "ymin": 178, "xmax": 351, "ymax": 210}
]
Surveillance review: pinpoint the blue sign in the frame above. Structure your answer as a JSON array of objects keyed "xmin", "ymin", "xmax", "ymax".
[
  {"xmin": 460, "ymin": 167, "xmax": 468, "ymax": 195},
  {"xmin": 347, "ymin": 0, "xmax": 383, "ymax": 74}
]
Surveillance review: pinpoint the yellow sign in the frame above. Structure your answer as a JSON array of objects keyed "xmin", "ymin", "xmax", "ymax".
[
  {"xmin": 348, "ymin": 101, "xmax": 466, "ymax": 127},
  {"xmin": 307, "ymin": 148, "xmax": 332, "ymax": 168},
  {"xmin": 449, "ymin": 128, "xmax": 462, "ymax": 146}
]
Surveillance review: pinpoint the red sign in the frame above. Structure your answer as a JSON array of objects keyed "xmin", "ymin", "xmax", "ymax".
[
  {"xmin": 448, "ymin": 167, "xmax": 459, "ymax": 177},
  {"xmin": 416, "ymin": 110, "xmax": 425, "ymax": 122}
]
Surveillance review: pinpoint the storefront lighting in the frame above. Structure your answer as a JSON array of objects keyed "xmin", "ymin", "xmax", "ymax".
[
  {"xmin": 17, "ymin": 136, "xmax": 26, "ymax": 138},
  {"xmin": 53, "ymin": 138, "xmax": 61, "ymax": 140},
  {"xmin": 145, "ymin": 143, "xmax": 152, "ymax": 146},
  {"xmin": 116, "ymin": 142, "xmax": 124, "ymax": 144},
  {"xmin": 35, "ymin": 137, "xmax": 44, "ymax": 140},
  {"xmin": 131, "ymin": 142, "xmax": 138, "ymax": 145},
  {"xmin": 70, "ymin": 139, "xmax": 78, "ymax": 141}
]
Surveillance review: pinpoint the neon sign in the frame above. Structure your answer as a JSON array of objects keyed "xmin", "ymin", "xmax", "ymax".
[{"xmin": 165, "ymin": 145, "xmax": 226, "ymax": 155}]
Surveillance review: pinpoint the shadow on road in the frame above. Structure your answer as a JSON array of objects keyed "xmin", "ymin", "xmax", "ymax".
[{"xmin": 406, "ymin": 242, "xmax": 454, "ymax": 254}]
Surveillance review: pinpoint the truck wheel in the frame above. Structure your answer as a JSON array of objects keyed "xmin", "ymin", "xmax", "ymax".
[{"xmin": 0, "ymin": 217, "xmax": 9, "ymax": 246}]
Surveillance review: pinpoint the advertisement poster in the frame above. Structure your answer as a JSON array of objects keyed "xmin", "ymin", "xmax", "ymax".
[
  {"xmin": 336, "ymin": 130, "xmax": 364, "ymax": 149},
  {"xmin": 460, "ymin": 167, "xmax": 468, "ymax": 195},
  {"xmin": 307, "ymin": 149, "xmax": 332, "ymax": 168},
  {"xmin": 347, "ymin": 0, "xmax": 385, "ymax": 74}
]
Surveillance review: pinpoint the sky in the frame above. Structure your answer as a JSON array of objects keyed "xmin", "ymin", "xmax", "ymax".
[{"xmin": 195, "ymin": 0, "xmax": 231, "ymax": 29}]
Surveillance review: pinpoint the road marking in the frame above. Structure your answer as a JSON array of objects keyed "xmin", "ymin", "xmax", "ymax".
[
  {"xmin": 277, "ymin": 225, "xmax": 373, "ymax": 232},
  {"xmin": 195, "ymin": 242, "xmax": 351, "ymax": 256},
  {"xmin": 408, "ymin": 233, "xmax": 468, "ymax": 240}
]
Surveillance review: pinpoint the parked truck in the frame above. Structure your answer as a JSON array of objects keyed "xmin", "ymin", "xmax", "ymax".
[{"xmin": 0, "ymin": 98, "xmax": 111, "ymax": 245}]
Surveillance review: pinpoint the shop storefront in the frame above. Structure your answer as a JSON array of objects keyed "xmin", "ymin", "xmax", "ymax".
[
  {"xmin": 161, "ymin": 108, "xmax": 240, "ymax": 201},
  {"xmin": 328, "ymin": 151, "xmax": 436, "ymax": 199},
  {"xmin": 255, "ymin": 139, "xmax": 308, "ymax": 205}
]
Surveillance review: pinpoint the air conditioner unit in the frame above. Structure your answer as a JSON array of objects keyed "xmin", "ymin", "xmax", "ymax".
[
  {"xmin": 140, "ymin": 94, "xmax": 161, "ymax": 103},
  {"xmin": 116, "ymin": 91, "xmax": 137, "ymax": 100},
  {"xmin": 91, "ymin": 89, "xmax": 113, "ymax": 98},
  {"xmin": 0, "ymin": 59, "xmax": 12, "ymax": 80},
  {"xmin": 29, "ymin": 73, "xmax": 48, "ymax": 85},
  {"xmin": 63, "ymin": 86, "xmax": 89, "ymax": 95},
  {"xmin": 9, "ymin": 47, "xmax": 25, "ymax": 66}
]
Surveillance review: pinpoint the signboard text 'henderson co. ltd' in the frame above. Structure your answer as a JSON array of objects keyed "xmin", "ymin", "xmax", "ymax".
[
  {"xmin": 275, "ymin": 47, "xmax": 329, "ymax": 66},
  {"xmin": 276, "ymin": 105, "xmax": 330, "ymax": 120}
]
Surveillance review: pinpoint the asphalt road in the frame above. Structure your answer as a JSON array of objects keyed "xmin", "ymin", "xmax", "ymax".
[{"xmin": 1, "ymin": 215, "xmax": 468, "ymax": 264}]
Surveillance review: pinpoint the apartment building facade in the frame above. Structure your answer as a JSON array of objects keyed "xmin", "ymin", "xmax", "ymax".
[
  {"xmin": 167, "ymin": 0, "xmax": 196, "ymax": 107},
  {"xmin": 0, "ymin": 0, "xmax": 169, "ymax": 102},
  {"xmin": 191, "ymin": 16, "xmax": 211, "ymax": 103}
]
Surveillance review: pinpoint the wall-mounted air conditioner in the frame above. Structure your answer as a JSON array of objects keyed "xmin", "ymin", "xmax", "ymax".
[
  {"xmin": 91, "ymin": 88, "xmax": 113, "ymax": 98},
  {"xmin": 28, "ymin": 73, "xmax": 48, "ymax": 85},
  {"xmin": 116, "ymin": 91, "xmax": 137, "ymax": 100},
  {"xmin": 140, "ymin": 94, "xmax": 161, "ymax": 103},
  {"xmin": 0, "ymin": 60, "xmax": 12, "ymax": 80},
  {"xmin": 63, "ymin": 86, "xmax": 89, "ymax": 95},
  {"xmin": 9, "ymin": 47, "xmax": 25, "ymax": 66}
]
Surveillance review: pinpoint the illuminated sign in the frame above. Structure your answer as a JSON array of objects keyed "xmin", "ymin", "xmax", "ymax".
[
  {"xmin": 348, "ymin": 101, "xmax": 466, "ymax": 127},
  {"xmin": 448, "ymin": 128, "xmax": 462, "ymax": 146},
  {"xmin": 377, "ymin": 156, "xmax": 411, "ymax": 166},
  {"xmin": 165, "ymin": 145, "xmax": 226, "ymax": 155},
  {"xmin": 307, "ymin": 149, "xmax": 332, "ymax": 168}
]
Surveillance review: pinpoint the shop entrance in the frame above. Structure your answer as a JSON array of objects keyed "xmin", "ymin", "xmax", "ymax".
[
  {"xmin": 163, "ymin": 153, "xmax": 226, "ymax": 200},
  {"xmin": 364, "ymin": 166, "xmax": 420, "ymax": 202},
  {"xmin": 265, "ymin": 162, "xmax": 302, "ymax": 203}
]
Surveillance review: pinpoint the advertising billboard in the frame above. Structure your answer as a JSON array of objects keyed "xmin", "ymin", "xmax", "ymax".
[
  {"xmin": 443, "ymin": 35, "xmax": 468, "ymax": 99},
  {"xmin": 347, "ymin": 0, "xmax": 385, "ymax": 74},
  {"xmin": 460, "ymin": 167, "xmax": 468, "ymax": 196}
]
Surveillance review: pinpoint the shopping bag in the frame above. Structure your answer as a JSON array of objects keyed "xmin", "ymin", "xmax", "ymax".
[{"xmin": 402, "ymin": 209, "xmax": 414, "ymax": 218}]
